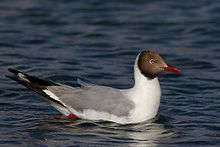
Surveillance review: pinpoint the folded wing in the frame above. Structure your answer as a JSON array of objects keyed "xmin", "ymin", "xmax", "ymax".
[{"xmin": 6, "ymin": 68, "xmax": 134, "ymax": 118}]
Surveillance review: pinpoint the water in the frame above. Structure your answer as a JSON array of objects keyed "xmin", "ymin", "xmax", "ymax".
[{"xmin": 0, "ymin": 0, "xmax": 220, "ymax": 146}]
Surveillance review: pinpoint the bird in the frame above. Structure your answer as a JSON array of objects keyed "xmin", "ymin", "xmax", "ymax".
[{"xmin": 6, "ymin": 50, "xmax": 180, "ymax": 124}]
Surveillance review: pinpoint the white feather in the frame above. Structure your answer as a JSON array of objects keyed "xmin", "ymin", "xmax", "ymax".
[
  {"xmin": 18, "ymin": 73, "xmax": 30, "ymax": 83},
  {"xmin": 43, "ymin": 89, "xmax": 61, "ymax": 102}
]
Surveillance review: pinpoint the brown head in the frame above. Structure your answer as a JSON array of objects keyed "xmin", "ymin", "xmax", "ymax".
[{"xmin": 137, "ymin": 50, "xmax": 180, "ymax": 79}]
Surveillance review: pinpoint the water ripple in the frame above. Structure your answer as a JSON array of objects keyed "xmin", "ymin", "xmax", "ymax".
[{"xmin": 0, "ymin": 0, "xmax": 220, "ymax": 146}]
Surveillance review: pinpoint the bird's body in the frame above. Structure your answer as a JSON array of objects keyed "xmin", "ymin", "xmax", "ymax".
[{"xmin": 6, "ymin": 50, "xmax": 180, "ymax": 124}]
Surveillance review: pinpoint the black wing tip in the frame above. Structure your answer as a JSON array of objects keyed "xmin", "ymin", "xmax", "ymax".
[
  {"xmin": 6, "ymin": 68, "xmax": 20, "ymax": 80},
  {"xmin": 6, "ymin": 67, "xmax": 27, "ymax": 80},
  {"xmin": 7, "ymin": 68, "xmax": 28, "ymax": 78},
  {"xmin": 7, "ymin": 67, "xmax": 59, "ymax": 87},
  {"xmin": 8, "ymin": 68, "xmax": 20, "ymax": 75},
  {"xmin": 6, "ymin": 68, "xmax": 67, "ymax": 109}
]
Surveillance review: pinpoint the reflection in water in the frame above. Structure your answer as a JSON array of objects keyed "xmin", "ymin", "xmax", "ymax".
[{"xmin": 24, "ymin": 115, "xmax": 175, "ymax": 146}]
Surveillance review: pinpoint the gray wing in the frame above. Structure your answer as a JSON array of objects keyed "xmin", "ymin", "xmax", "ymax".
[
  {"xmin": 6, "ymin": 68, "xmax": 134, "ymax": 117},
  {"xmin": 47, "ymin": 85, "xmax": 134, "ymax": 117}
]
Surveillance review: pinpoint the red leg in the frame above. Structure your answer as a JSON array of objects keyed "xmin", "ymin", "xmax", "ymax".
[
  {"xmin": 53, "ymin": 114, "xmax": 79, "ymax": 120},
  {"xmin": 65, "ymin": 114, "xmax": 79, "ymax": 120}
]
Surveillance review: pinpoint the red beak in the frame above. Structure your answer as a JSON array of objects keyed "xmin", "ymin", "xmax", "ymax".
[{"xmin": 164, "ymin": 65, "xmax": 181, "ymax": 75}]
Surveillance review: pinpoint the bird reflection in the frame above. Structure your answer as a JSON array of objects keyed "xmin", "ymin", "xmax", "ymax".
[{"xmin": 24, "ymin": 114, "xmax": 176, "ymax": 146}]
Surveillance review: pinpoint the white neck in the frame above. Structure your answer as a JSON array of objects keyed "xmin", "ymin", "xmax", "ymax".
[
  {"xmin": 125, "ymin": 55, "xmax": 161, "ymax": 123},
  {"xmin": 132, "ymin": 55, "xmax": 160, "ymax": 92}
]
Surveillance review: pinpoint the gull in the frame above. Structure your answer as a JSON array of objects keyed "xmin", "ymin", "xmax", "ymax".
[{"xmin": 6, "ymin": 50, "xmax": 180, "ymax": 124}]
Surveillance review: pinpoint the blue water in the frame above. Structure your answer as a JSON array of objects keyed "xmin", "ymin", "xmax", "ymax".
[{"xmin": 0, "ymin": 0, "xmax": 220, "ymax": 146}]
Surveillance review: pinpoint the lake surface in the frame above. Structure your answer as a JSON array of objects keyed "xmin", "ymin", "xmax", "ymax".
[{"xmin": 0, "ymin": 0, "xmax": 220, "ymax": 146}]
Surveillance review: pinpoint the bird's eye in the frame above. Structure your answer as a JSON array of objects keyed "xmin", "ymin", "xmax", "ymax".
[{"xmin": 149, "ymin": 59, "xmax": 155, "ymax": 64}]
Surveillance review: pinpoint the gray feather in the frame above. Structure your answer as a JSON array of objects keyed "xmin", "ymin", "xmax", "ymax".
[{"xmin": 47, "ymin": 85, "xmax": 134, "ymax": 117}]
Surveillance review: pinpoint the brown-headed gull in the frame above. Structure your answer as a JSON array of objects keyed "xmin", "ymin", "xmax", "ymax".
[{"xmin": 6, "ymin": 50, "xmax": 180, "ymax": 124}]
